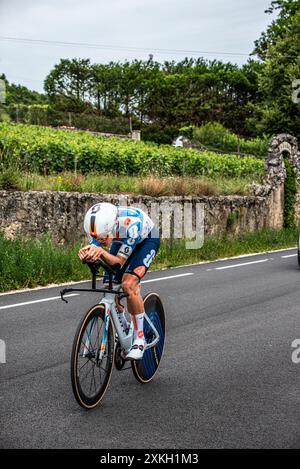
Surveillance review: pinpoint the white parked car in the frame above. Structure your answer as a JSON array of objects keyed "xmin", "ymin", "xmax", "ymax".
[{"xmin": 173, "ymin": 136, "xmax": 184, "ymax": 147}]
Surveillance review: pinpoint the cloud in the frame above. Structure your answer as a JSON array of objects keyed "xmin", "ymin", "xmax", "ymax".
[{"xmin": 0, "ymin": 0, "xmax": 275, "ymax": 92}]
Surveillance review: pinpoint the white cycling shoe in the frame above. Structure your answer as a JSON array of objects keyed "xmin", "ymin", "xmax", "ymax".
[{"xmin": 126, "ymin": 337, "xmax": 146, "ymax": 361}]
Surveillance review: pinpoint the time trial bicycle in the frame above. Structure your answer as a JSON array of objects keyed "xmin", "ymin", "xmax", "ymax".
[{"xmin": 60, "ymin": 259, "xmax": 165, "ymax": 410}]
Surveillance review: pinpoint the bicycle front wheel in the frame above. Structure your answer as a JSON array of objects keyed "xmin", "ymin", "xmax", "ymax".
[
  {"xmin": 131, "ymin": 292, "xmax": 166, "ymax": 384},
  {"xmin": 71, "ymin": 304, "xmax": 114, "ymax": 409}
]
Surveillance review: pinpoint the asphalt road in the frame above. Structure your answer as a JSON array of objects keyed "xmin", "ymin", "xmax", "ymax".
[{"xmin": 1, "ymin": 248, "xmax": 300, "ymax": 449}]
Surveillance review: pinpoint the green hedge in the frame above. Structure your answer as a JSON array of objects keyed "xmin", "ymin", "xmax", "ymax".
[
  {"xmin": 0, "ymin": 123, "xmax": 265, "ymax": 178},
  {"xmin": 180, "ymin": 122, "xmax": 270, "ymax": 158},
  {"xmin": 283, "ymin": 157, "xmax": 297, "ymax": 228}
]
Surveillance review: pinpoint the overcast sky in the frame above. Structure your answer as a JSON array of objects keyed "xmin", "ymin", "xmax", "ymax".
[{"xmin": 0, "ymin": 0, "xmax": 276, "ymax": 93}]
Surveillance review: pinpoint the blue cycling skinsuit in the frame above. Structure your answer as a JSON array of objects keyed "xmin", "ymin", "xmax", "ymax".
[{"xmin": 88, "ymin": 206, "xmax": 160, "ymax": 283}]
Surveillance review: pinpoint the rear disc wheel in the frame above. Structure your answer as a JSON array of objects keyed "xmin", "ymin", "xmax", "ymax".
[{"xmin": 131, "ymin": 292, "xmax": 165, "ymax": 384}]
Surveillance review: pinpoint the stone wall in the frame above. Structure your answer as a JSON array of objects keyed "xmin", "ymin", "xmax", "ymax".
[
  {"xmin": 0, "ymin": 190, "xmax": 283, "ymax": 244},
  {"xmin": 253, "ymin": 133, "xmax": 300, "ymax": 224}
]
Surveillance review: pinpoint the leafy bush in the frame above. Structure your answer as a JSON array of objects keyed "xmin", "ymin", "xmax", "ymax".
[
  {"xmin": 179, "ymin": 125, "xmax": 195, "ymax": 140},
  {"xmin": 186, "ymin": 122, "xmax": 269, "ymax": 157},
  {"xmin": 0, "ymin": 123, "xmax": 265, "ymax": 179},
  {"xmin": 0, "ymin": 166, "xmax": 21, "ymax": 190},
  {"xmin": 283, "ymin": 157, "xmax": 297, "ymax": 229},
  {"xmin": 0, "ymin": 106, "xmax": 11, "ymax": 123},
  {"xmin": 141, "ymin": 124, "xmax": 179, "ymax": 145}
]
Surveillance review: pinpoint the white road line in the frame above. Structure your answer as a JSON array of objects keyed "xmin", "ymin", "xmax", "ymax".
[
  {"xmin": 0, "ymin": 279, "xmax": 90, "ymax": 297},
  {"xmin": 142, "ymin": 273, "xmax": 194, "ymax": 284},
  {"xmin": 0, "ymin": 293, "xmax": 80, "ymax": 311},
  {"xmin": 0, "ymin": 274, "xmax": 193, "ymax": 310},
  {"xmin": 0, "ymin": 250, "xmax": 293, "ymax": 309},
  {"xmin": 215, "ymin": 259, "xmax": 269, "ymax": 270}
]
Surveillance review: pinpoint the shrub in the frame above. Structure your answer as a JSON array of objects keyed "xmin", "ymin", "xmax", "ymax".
[
  {"xmin": 141, "ymin": 124, "xmax": 179, "ymax": 145},
  {"xmin": 283, "ymin": 156, "xmax": 297, "ymax": 228},
  {"xmin": 190, "ymin": 122, "xmax": 269, "ymax": 157},
  {"xmin": 178, "ymin": 125, "xmax": 195, "ymax": 140},
  {"xmin": 0, "ymin": 166, "xmax": 21, "ymax": 190}
]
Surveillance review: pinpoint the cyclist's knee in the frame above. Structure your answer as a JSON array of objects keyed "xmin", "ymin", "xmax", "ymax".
[{"xmin": 122, "ymin": 277, "xmax": 139, "ymax": 298}]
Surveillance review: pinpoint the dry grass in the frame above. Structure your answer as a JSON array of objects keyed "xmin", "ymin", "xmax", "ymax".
[
  {"xmin": 138, "ymin": 176, "xmax": 218, "ymax": 197},
  {"xmin": 10, "ymin": 171, "xmax": 255, "ymax": 196}
]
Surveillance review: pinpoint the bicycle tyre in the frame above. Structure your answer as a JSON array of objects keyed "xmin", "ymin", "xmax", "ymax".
[
  {"xmin": 71, "ymin": 304, "xmax": 114, "ymax": 409},
  {"xmin": 131, "ymin": 292, "xmax": 166, "ymax": 384}
]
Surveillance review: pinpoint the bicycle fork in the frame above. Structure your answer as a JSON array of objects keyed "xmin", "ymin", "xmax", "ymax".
[
  {"xmin": 82, "ymin": 317, "xmax": 95, "ymax": 358},
  {"xmin": 82, "ymin": 310, "xmax": 110, "ymax": 361},
  {"xmin": 98, "ymin": 309, "xmax": 111, "ymax": 361}
]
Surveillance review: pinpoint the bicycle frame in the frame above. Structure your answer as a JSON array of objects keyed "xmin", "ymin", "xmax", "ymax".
[
  {"xmin": 61, "ymin": 259, "xmax": 161, "ymax": 358},
  {"xmin": 99, "ymin": 287, "xmax": 161, "ymax": 355},
  {"xmin": 61, "ymin": 286, "xmax": 161, "ymax": 357}
]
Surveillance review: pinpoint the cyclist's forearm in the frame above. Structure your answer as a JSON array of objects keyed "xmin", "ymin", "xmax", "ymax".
[{"xmin": 100, "ymin": 249, "xmax": 125, "ymax": 268}]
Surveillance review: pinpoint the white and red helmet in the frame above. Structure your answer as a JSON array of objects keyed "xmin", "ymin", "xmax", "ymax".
[{"xmin": 84, "ymin": 203, "xmax": 118, "ymax": 239}]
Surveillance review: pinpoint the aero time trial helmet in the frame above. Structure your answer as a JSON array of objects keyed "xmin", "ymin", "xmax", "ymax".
[{"xmin": 84, "ymin": 203, "xmax": 118, "ymax": 239}]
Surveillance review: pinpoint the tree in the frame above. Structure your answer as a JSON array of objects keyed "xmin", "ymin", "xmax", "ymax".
[
  {"xmin": 251, "ymin": 0, "xmax": 300, "ymax": 137},
  {"xmin": 90, "ymin": 63, "xmax": 122, "ymax": 116},
  {"xmin": 42, "ymin": 56, "xmax": 262, "ymax": 141},
  {"xmin": 44, "ymin": 58, "xmax": 92, "ymax": 111},
  {"xmin": 254, "ymin": 0, "xmax": 300, "ymax": 60},
  {"xmin": 0, "ymin": 73, "xmax": 47, "ymax": 105}
]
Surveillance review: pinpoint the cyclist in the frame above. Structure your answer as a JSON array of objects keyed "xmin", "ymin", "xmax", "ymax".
[{"xmin": 78, "ymin": 202, "xmax": 160, "ymax": 360}]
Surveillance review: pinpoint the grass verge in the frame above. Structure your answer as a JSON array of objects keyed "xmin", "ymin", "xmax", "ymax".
[
  {"xmin": 0, "ymin": 228, "xmax": 298, "ymax": 293},
  {"xmin": 0, "ymin": 170, "xmax": 260, "ymax": 196}
]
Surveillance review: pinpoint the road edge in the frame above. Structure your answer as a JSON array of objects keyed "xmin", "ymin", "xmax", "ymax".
[{"xmin": 0, "ymin": 245, "xmax": 297, "ymax": 297}]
